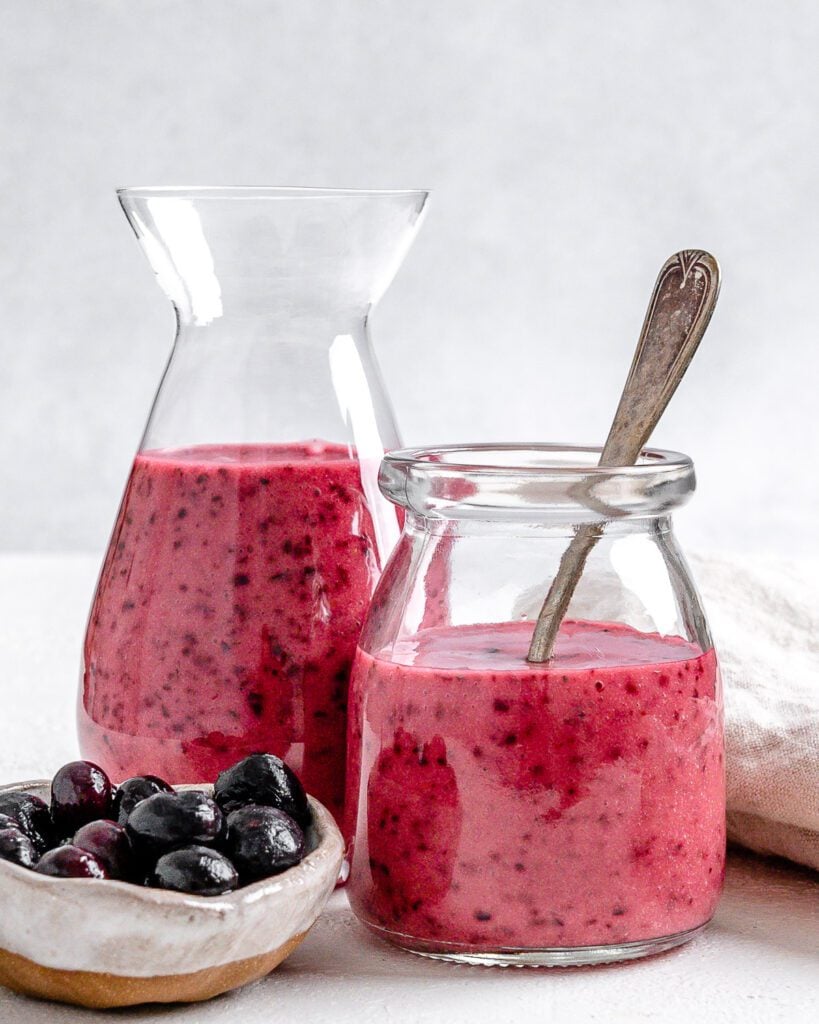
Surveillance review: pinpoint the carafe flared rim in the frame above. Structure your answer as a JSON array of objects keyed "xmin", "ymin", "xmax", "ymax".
[
  {"xmin": 116, "ymin": 185, "xmax": 429, "ymax": 323},
  {"xmin": 379, "ymin": 443, "xmax": 695, "ymax": 523},
  {"xmin": 117, "ymin": 185, "xmax": 430, "ymax": 200}
]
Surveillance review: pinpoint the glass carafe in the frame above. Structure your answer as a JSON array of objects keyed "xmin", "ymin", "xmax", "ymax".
[
  {"xmin": 79, "ymin": 186, "xmax": 428, "ymax": 821},
  {"xmin": 346, "ymin": 444, "xmax": 725, "ymax": 965}
]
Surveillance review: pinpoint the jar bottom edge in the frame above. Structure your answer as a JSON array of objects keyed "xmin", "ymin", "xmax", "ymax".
[{"xmin": 364, "ymin": 921, "xmax": 710, "ymax": 967}]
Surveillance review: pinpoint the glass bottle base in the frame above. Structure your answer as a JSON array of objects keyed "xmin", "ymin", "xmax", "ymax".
[{"xmin": 366, "ymin": 921, "xmax": 709, "ymax": 967}]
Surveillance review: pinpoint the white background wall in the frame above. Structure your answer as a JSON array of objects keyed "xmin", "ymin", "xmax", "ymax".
[{"xmin": 1, "ymin": 0, "xmax": 817, "ymax": 557}]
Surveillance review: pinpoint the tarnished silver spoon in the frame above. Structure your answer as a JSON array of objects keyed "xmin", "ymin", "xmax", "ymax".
[{"xmin": 527, "ymin": 250, "xmax": 721, "ymax": 663}]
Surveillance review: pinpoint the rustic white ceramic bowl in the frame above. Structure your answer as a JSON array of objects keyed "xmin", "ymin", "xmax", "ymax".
[{"xmin": 0, "ymin": 780, "xmax": 343, "ymax": 1008}]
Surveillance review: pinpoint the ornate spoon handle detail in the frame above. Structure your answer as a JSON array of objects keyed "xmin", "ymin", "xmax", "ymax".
[{"xmin": 527, "ymin": 250, "xmax": 721, "ymax": 663}]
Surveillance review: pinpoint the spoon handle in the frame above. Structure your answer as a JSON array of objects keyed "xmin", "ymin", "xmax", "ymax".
[
  {"xmin": 527, "ymin": 250, "xmax": 721, "ymax": 663},
  {"xmin": 599, "ymin": 250, "xmax": 721, "ymax": 466}
]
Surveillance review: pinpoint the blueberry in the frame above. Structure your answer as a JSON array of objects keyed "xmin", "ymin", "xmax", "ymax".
[
  {"xmin": 35, "ymin": 845, "xmax": 108, "ymax": 879},
  {"xmin": 112, "ymin": 775, "xmax": 173, "ymax": 825},
  {"xmin": 50, "ymin": 762, "xmax": 113, "ymax": 837},
  {"xmin": 0, "ymin": 827, "xmax": 39, "ymax": 869},
  {"xmin": 0, "ymin": 791, "xmax": 53, "ymax": 851},
  {"xmin": 126, "ymin": 790, "xmax": 223, "ymax": 858},
  {"xmin": 214, "ymin": 754, "xmax": 311, "ymax": 828},
  {"xmin": 152, "ymin": 846, "xmax": 238, "ymax": 896},
  {"xmin": 225, "ymin": 805, "xmax": 305, "ymax": 883},
  {"xmin": 73, "ymin": 820, "xmax": 135, "ymax": 880}
]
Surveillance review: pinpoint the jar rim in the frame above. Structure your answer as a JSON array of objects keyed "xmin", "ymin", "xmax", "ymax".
[{"xmin": 380, "ymin": 443, "xmax": 695, "ymax": 522}]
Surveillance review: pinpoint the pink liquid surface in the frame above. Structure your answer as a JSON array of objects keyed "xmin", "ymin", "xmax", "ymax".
[
  {"xmin": 346, "ymin": 620, "xmax": 725, "ymax": 950},
  {"xmin": 80, "ymin": 441, "xmax": 383, "ymax": 817}
]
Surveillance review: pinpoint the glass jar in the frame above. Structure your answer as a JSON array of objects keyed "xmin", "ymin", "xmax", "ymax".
[
  {"xmin": 345, "ymin": 444, "xmax": 725, "ymax": 965},
  {"xmin": 78, "ymin": 186, "xmax": 428, "ymax": 822}
]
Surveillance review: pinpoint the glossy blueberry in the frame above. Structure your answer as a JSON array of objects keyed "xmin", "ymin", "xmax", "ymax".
[
  {"xmin": 0, "ymin": 826, "xmax": 39, "ymax": 869},
  {"xmin": 126, "ymin": 790, "xmax": 223, "ymax": 858},
  {"xmin": 50, "ymin": 761, "xmax": 113, "ymax": 837},
  {"xmin": 73, "ymin": 820, "xmax": 135, "ymax": 880},
  {"xmin": 152, "ymin": 846, "xmax": 238, "ymax": 896},
  {"xmin": 225, "ymin": 805, "xmax": 305, "ymax": 883},
  {"xmin": 35, "ymin": 845, "xmax": 108, "ymax": 879},
  {"xmin": 0, "ymin": 813, "xmax": 24, "ymax": 833},
  {"xmin": 112, "ymin": 775, "xmax": 174, "ymax": 826},
  {"xmin": 214, "ymin": 754, "xmax": 311, "ymax": 828},
  {"xmin": 0, "ymin": 791, "xmax": 53, "ymax": 851}
]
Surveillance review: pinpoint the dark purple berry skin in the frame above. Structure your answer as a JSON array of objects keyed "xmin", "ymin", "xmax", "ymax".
[
  {"xmin": 214, "ymin": 754, "xmax": 311, "ymax": 829},
  {"xmin": 0, "ymin": 827, "xmax": 39, "ymax": 869},
  {"xmin": 35, "ymin": 845, "xmax": 108, "ymax": 879},
  {"xmin": 152, "ymin": 846, "xmax": 238, "ymax": 896},
  {"xmin": 0, "ymin": 792, "xmax": 53, "ymax": 851},
  {"xmin": 126, "ymin": 791, "xmax": 223, "ymax": 858},
  {"xmin": 113, "ymin": 775, "xmax": 174, "ymax": 825},
  {"xmin": 225, "ymin": 805, "xmax": 305, "ymax": 883},
  {"xmin": 50, "ymin": 762, "xmax": 113, "ymax": 837},
  {"xmin": 73, "ymin": 820, "xmax": 135, "ymax": 880}
]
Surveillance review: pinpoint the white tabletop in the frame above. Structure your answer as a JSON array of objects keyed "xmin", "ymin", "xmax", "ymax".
[{"xmin": 0, "ymin": 554, "xmax": 816, "ymax": 1023}]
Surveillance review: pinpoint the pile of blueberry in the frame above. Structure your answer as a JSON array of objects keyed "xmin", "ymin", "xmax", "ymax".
[{"xmin": 0, "ymin": 754, "xmax": 310, "ymax": 896}]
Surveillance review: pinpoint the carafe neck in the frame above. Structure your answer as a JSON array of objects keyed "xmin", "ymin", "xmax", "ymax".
[{"xmin": 117, "ymin": 187, "xmax": 427, "ymax": 456}]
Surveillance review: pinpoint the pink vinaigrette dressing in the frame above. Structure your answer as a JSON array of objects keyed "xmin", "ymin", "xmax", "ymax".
[
  {"xmin": 80, "ymin": 441, "xmax": 387, "ymax": 817},
  {"xmin": 346, "ymin": 620, "xmax": 725, "ymax": 950}
]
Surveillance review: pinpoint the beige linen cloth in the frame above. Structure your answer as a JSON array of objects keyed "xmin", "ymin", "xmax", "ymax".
[
  {"xmin": 691, "ymin": 553, "xmax": 819, "ymax": 871},
  {"xmin": 518, "ymin": 550, "xmax": 819, "ymax": 871}
]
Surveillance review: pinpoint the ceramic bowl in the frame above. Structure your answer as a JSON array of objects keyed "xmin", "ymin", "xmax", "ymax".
[{"xmin": 0, "ymin": 780, "xmax": 343, "ymax": 1008}]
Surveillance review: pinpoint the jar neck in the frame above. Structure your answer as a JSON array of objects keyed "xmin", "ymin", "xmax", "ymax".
[{"xmin": 403, "ymin": 510, "xmax": 675, "ymax": 539}]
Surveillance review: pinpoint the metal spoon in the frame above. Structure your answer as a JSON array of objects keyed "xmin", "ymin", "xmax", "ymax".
[{"xmin": 527, "ymin": 249, "xmax": 721, "ymax": 663}]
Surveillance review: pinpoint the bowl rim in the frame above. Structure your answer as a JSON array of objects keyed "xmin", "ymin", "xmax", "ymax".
[{"xmin": 0, "ymin": 779, "xmax": 342, "ymax": 910}]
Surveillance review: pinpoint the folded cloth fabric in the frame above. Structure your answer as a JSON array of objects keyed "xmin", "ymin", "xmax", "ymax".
[{"xmin": 691, "ymin": 552, "xmax": 819, "ymax": 871}]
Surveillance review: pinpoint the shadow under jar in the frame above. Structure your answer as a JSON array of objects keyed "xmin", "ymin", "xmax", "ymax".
[{"xmin": 345, "ymin": 444, "xmax": 726, "ymax": 966}]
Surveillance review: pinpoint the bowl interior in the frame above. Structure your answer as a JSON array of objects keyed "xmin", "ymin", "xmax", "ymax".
[{"xmin": 0, "ymin": 778, "xmax": 342, "ymax": 904}]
